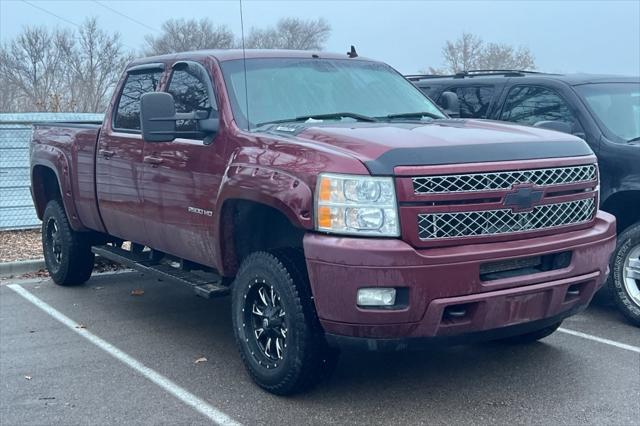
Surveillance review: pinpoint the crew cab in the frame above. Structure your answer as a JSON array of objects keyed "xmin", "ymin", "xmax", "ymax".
[
  {"xmin": 408, "ymin": 71, "xmax": 640, "ymax": 325},
  {"xmin": 31, "ymin": 51, "xmax": 616, "ymax": 395}
]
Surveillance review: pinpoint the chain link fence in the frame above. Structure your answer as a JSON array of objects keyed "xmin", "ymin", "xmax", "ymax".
[{"xmin": 0, "ymin": 113, "xmax": 104, "ymax": 230}]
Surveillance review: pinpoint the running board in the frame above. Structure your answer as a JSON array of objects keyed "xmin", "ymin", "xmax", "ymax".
[{"xmin": 92, "ymin": 245, "xmax": 229, "ymax": 299}]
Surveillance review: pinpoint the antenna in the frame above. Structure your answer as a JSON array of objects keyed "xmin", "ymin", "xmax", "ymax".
[
  {"xmin": 347, "ymin": 45, "xmax": 358, "ymax": 58},
  {"xmin": 239, "ymin": 0, "xmax": 250, "ymax": 131}
]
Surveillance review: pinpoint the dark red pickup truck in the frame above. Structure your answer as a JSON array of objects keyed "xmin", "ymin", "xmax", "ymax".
[{"xmin": 31, "ymin": 50, "xmax": 616, "ymax": 395}]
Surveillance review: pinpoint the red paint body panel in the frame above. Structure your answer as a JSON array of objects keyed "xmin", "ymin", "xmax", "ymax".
[
  {"xmin": 305, "ymin": 211, "xmax": 615, "ymax": 337},
  {"xmin": 30, "ymin": 124, "xmax": 104, "ymax": 232},
  {"xmin": 30, "ymin": 50, "xmax": 617, "ymax": 344}
]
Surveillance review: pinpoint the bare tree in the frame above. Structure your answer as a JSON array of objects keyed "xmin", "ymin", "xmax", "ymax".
[
  {"xmin": 144, "ymin": 18, "xmax": 234, "ymax": 55},
  {"xmin": 61, "ymin": 18, "xmax": 132, "ymax": 112},
  {"xmin": 477, "ymin": 43, "xmax": 535, "ymax": 70},
  {"xmin": 442, "ymin": 33, "xmax": 484, "ymax": 73},
  {"xmin": 0, "ymin": 27, "xmax": 72, "ymax": 111},
  {"xmin": 245, "ymin": 18, "xmax": 330, "ymax": 50},
  {"xmin": 423, "ymin": 32, "xmax": 536, "ymax": 74}
]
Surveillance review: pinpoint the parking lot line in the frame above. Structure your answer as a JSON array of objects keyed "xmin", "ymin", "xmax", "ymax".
[
  {"xmin": 558, "ymin": 327, "xmax": 640, "ymax": 354},
  {"xmin": 7, "ymin": 284, "xmax": 242, "ymax": 426}
]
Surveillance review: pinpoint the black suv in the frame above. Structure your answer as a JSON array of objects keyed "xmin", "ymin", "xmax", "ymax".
[{"xmin": 408, "ymin": 71, "xmax": 640, "ymax": 325}]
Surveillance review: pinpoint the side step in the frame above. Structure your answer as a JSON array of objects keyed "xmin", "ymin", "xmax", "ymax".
[{"xmin": 92, "ymin": 245, "xmax": 229, "ymax": 299}]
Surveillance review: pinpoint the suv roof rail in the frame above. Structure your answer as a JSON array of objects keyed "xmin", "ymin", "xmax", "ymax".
[{"xmin": 406, "ymin": 69, "xmax": 554, "ymax": 81}]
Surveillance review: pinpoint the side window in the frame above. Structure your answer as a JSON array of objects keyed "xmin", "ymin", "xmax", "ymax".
[
  {"xmin": 444, "ymin": 86, "xmax": 495, "ymax": 118},
  {"xmin": 113, "ymin": 71, "xmax": 162, "ymax": 131},
  {"xmin": 167, "ymin": 68, "xmax": 213, "ymax": 134},
  {"xmin": 501, "ymin": 86, "xmax": 578, "ymax": 128}
]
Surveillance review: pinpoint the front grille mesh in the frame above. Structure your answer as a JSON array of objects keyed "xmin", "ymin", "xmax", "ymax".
[
  {"xmin": 417, "ymin": 198, "xmax": 595, "ymax": 240},
  {"xmin": 412, "ymin": 165, "xmax": 596, "ymax": 194}
]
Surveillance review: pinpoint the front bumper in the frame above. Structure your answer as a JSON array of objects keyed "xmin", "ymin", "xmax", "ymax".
[{"xmin": 304, "ymin": 211, "xmax": 616, "ymax": 343}]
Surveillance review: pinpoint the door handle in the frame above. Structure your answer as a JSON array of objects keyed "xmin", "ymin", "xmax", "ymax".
[
  {"xmin": 99, "ymin": 149, "xmax": 115, "ymax": 159},
  {"xmin": 143, "ymin": 155, "xmax": 164, "ymax": 166}
]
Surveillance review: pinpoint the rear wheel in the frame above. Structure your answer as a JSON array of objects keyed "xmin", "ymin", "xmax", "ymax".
[
  {"xmin": 609, "ymin": 223, "xmax": 640, "ymax": 326},
  {"xmin": 497, "ymin": 321, "xmax": 562, "ymax": 344},
  {"xmin": 42, "ymin": 200, "xmax": 95, "ymax": 286},
  {"xmin": 231, "ymin": 249, "xmax": 338, "ymax": 395}
]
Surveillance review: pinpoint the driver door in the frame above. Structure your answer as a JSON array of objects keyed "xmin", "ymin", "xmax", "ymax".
[{"xmin": 141, "ymin": 61, "xmax": 225, "ymax": 267}]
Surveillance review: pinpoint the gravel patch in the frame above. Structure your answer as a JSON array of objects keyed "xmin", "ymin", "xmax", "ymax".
[
  {"xmin": 0, "ymin": 229, "xmax": 43, "ymax": 262},
  {"xmin": 0, "ymin": 228, "xmax": 123, "ymax": 280}
]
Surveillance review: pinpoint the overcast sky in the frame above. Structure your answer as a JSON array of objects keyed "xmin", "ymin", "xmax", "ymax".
[{"xmin": 1, "ymin": 0, "xmax": 639, "ymax": 75}]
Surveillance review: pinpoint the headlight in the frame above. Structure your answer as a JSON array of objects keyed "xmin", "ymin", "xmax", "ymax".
[{"xmin": 315, "ymin": 173, "xmax": 400, "ymax": 237}]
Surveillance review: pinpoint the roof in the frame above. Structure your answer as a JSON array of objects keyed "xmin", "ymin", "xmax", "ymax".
[
  {"xmin": 129, "ymin": 49, "xmax": 375, "ymax": 68},
  {"xmin": 407, "ymin": 71, "xmax": 639, "ymax": 86}
]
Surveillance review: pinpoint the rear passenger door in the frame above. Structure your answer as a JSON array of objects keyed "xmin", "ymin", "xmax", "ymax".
[
  {"xmin": 140, "ymin": 61, "xmax": 225, "ymax": 267},
  {"xmin": 96, "ymin": 65, "xmax": 164, "ymax": 245},
  {"xmin": 498, "ymin": 85, "xmax": 585, "ymax": 133}
]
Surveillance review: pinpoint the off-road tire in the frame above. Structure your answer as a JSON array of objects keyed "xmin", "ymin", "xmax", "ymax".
[
  {"xmin": 498, "ymin": 321, "xmax": 562, "ymax": 344},
  {"xmin": 608, "ymin": 223, "xmax": 640, "ymax": 326},
  {"xmin": 42, "ymin": 200, "xmax": 95, "ymax": 286},
  {"xmin": 231, "ymin": 249, "xmax": 338, "ymax": 395}
]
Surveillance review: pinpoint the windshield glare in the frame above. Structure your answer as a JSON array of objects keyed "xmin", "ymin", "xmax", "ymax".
[
  {"xmin": 576, "ymin": 82, "xmax": 640, "ymax": 142},
  {"xmin": 221, "ymin": 58, "xmax": 445, "ymax": 130}
]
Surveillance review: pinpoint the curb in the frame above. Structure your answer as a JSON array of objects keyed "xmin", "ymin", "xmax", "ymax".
[{"xmin": 0, "ymin": 259, "xmax": 46, "ymax": 277}]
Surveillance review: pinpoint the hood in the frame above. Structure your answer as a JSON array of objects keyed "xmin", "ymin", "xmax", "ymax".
[{"xmin": 268, "ymin": 119, "xmax": 593, "ymax": 175}]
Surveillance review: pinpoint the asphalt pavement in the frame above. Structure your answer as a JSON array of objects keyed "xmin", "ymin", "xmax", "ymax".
[{"xmin": 1, "ymin": 271, "xmax": 638, "ymax": 425}]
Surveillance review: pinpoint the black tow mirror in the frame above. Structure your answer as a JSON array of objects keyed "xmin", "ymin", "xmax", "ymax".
[
  {"xmin": 533, "ymin": 120, "xmax": 572, "ymax": 134},
  {"xmin": 439, "ymin": 91, "xmax": 460, "ymax": 118},
  {"xmin": 140, "ymin": 92, "xmax": 177, "ymax": 142}
]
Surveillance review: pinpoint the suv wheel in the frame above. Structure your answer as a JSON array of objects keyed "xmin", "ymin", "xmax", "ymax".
[
  {"xmin": 609, "ymin": 223, "xmax": 640, "ymax": 326},
  {"xmin": 231, "ymin": 249, "xmax": 338, "ymax": 395},
  {"xmin": 42, "ymin": 200, "xmax": 95, "ymax": 286}
]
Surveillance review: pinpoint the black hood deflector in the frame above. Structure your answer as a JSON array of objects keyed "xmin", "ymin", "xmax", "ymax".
[{"xmin": 364, "ymin": 139, "xmax": 593, "ymax": 176}]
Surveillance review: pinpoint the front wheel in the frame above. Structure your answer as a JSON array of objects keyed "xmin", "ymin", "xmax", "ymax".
[
  {"xmin": 609, "ymin": 223, "xmax": 640, "ymax": 326},
  {"xmin": 42, "ymin": 200, "xmax": 95, "ymax": 286},
  {"xmin": 231, "ymin": 250, "xmax": 338, "ymax": 395}
]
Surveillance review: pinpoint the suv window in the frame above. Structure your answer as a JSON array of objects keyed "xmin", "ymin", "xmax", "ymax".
[
  {"xmin": 501, "ymin": 85, "xmax": 578, "ymax": 127},
  {"xmin": 442, "ymin": 86, "xmax": 495, "ymax": 118},
  {"xmin": 167, "ymin": 68, "xmax": 212, "ymax": 134},
  {"xmin": 113, "ymin": 71, "xmax": 162, "ymax": 131}
]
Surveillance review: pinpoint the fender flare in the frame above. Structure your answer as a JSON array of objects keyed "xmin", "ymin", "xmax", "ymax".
[
  {"xmin": 213, "ymin": 164, "xmax": 314, "ymax": 275},
  {"xmin": 31, "ymin": 146, "xmax": 85, "ymax": 231}
]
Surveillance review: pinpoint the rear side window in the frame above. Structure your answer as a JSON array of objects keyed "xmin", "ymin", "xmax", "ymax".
[
  {"xmin": 443, "ymin": 86, "xmax": 495, "ymax": 118},
  {"xmin": 167, "ymin": 68, "xmax": 212, "ymax": 134},
  {"xmin": 113, "ymin": 71, "xmax": 162, "ymax": 131},
  {"xmin": 500, "ymin": 85, "xmax": 578, "ymax": 127}
]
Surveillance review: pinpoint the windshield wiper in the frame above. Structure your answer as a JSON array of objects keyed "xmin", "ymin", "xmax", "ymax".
[
  {"xmin": 627, "ymin": 136, "xmax": 640, "ymax": 144},
  {"xmin": 256, "ymin": 112, "xmax": 378, "ymax": 127},
  {"xmin": 384, "ymin": 111, "xmax": 442, "ymax": 120}
]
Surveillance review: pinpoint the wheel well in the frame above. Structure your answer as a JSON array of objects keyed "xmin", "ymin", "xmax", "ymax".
[
  {"xmin": 220, "ymin": 200, "xmax": 305, "ymax": 276},
  {"xmin": 602, "ymin": 190, "xmax": 640, "ymax": 233},
  {"xmin": 31, "ymin": 166, "xmax": 61, "ymax": 219}
]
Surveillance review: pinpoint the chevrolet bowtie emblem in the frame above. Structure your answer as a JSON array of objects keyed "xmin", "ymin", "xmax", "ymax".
[{"xmin": 503, "ymin": 186, "xmax": 544, "ymax": 212}]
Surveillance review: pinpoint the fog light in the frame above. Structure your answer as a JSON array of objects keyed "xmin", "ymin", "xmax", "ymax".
[{"xmin": 357, "ymin": 288, "xmax": 396, "ymax": 307}]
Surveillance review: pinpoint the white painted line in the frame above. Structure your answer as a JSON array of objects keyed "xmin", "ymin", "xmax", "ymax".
[
  {"xmin": 558, "ymin": 327, "xmax": 640, "ymax": 354},
  {"xmin": 7, "ymin": 284, "xmax": 242, "ymax": 426}
]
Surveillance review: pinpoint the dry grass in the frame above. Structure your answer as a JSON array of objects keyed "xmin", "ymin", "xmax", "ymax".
[{"xmin": 0, "ymin": 229, "xmax": 43, "ymax": 262}]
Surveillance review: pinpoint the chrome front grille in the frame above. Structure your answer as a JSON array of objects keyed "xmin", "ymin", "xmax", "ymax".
[
  {"xmin": 417, "ymin": 198, "xmax": 595, "ymax": 240},
  {"xmin": 412, "ymin": 165, "xmax": 596, "ymax": 194}
]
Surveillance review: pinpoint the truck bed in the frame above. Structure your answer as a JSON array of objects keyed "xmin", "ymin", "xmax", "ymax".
[{"xmin": 31, "ymin": 122, "xmax": 105, "ymax": 232}]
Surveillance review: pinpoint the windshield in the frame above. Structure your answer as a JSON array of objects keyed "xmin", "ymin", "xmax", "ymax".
[
  {"xmin": 220, "ymin": 58, "xmax": 445, "ymax": 130},
  {"xmin": 575, "ymin": 82, "xmax": 640, "ymax": 142}
]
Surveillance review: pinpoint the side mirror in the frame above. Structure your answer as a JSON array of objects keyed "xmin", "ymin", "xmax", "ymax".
[
  {"xmin": 533, "ymin": 120, "xmax": 572, "ymax": 134},
  {"xmin": 140, "ymin": 92, "xmax": 177, "ymax": 142},
  {"xmin": 439, "ymin": 91, "xmax": 460, "ymax": 118}
]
